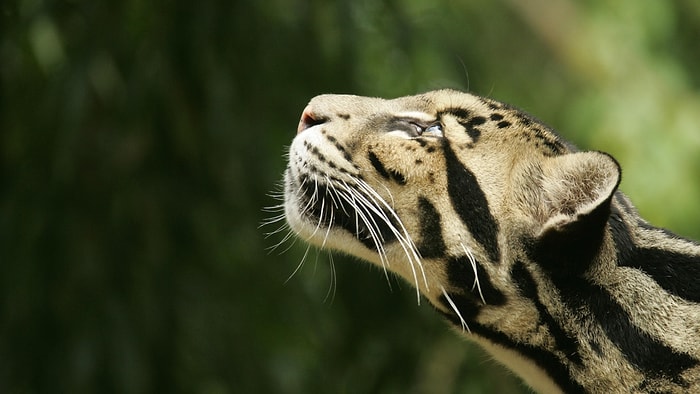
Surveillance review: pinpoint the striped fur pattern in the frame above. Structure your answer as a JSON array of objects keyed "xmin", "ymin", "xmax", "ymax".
[{"xmin": 281, "ymin": 90, "xmax": 700, "ymax": 393}]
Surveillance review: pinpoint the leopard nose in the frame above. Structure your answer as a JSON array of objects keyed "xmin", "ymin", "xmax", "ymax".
[{"xmin": 297, "ymin": 105, "xmax": 328, "ymax": 134}]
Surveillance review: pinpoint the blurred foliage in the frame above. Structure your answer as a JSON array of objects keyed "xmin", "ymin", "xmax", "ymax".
[{"xmin": 2, "ymin": 0, "xmax": 699, "ymax": 393}]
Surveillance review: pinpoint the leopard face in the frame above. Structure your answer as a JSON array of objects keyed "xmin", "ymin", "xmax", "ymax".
[{"xmin": 283, "ymin": 89, "xmax": 619, "ymax": 313}]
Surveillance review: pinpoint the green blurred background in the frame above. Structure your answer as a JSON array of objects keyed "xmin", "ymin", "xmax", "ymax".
[{"xmin": 3, "ymin": 0, "xmax": 700, "ymax": 393}]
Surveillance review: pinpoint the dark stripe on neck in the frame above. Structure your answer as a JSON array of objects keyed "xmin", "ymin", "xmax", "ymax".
[
  {"xmin": 610, "ymin": 214, "xmax": 700, "ymax": 303},
  {"xmin": 436, "ymin": 302, "xmax": 586, "ymax": 394},
  {"xmin": 442, "ymin": 140, "xmax": 501, "ymax": 262},
  {"xmin": 550, "ymin": 273, "xmax": 698, "ymax": 381},
  {"xmin": 512, "ymin": 261, "xmax": 583, "ymax": 366}
]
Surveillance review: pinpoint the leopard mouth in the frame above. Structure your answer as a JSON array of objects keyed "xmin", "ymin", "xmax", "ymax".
[{"xmin": 296, "ymin": 174, "xmax": 398, "ymax": 251}]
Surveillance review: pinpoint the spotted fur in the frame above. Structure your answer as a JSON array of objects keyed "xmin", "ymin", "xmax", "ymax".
[{"xmin": 280, "ymin": 89, "xmax": 700, "ymax": 393}]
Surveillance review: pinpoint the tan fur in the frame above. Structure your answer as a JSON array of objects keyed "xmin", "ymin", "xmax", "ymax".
[{"xmin": 282, "ymin": 89, "xmax": 700, "ymax": 393}]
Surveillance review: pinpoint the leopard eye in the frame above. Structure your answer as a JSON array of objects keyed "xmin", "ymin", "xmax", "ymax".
[
  {"xmin": 423, "ymin": 123, "xmax": 443, "ymax": 137},
  {"xmin": 409, "ymin": 122, "xmax": 424, "ymax": 135}
]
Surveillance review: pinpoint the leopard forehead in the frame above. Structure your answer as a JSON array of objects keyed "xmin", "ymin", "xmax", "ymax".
[{"xmin": 302, "ymin": 89, "xmax": 571, "ymax": 157}]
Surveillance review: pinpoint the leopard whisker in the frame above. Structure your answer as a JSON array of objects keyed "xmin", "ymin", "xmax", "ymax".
[
  {"xmin": 323, "ymin": 252, "xmax": 337, "ymax": 304},
  {"xmin": 440, "ymin": 285, "xmax": 470, "ymax": 333},
  {"xmin": 336, "ymin": 186, "xmax": 394, "ymax": 286},
  {"xmin": 265, "ymin": 225, "xmax": 299, "ymax": 254},
  {"xmin": 284, "ymin": 242, "xmax": 313, "ymax": 284},
  {"xmin": 354, "ymin": 179, "xmax": 428, "ymax": 302},
  {"xmin": 460, "ymin": 242, "xmax": 486, "ymax": 305},
  {"xmin": 259, "ymin": 212, "xmax": 287, "ymax": 229}
]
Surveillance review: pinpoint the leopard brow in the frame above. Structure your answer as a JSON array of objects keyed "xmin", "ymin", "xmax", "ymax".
[{"xmin": 394, "ymin": 111, "xmax": 435, "ymax": 123}]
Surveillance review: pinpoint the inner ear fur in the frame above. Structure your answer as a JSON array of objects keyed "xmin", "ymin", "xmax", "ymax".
[
  {"xmin": 538, "ymin": 151, "xmax": 621, "ymax": 233},
  {"xmin": 527, "ymin": 151, "xmax": 621, "ymax": 276}
]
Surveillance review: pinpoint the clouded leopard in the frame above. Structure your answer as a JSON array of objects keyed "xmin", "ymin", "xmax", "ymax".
[{"xmin": 280, "ymin": 89, "xmax": 700, "ymax": 393}]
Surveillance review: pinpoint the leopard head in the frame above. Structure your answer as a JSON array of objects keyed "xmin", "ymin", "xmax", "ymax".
[{"xmin": 283, "ymin": 89, "xmax": 621, "ymax": 326}]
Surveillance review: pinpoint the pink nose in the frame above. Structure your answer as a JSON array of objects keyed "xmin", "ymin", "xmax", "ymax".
[{"xmin": 297, "ymin": 105, "xmax": 326, "ymax": 134}]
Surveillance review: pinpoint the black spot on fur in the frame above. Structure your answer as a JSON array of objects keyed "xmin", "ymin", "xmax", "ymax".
[
  {"xmin": 468, "ymin": 116, "xmax": 487, "ymax": 127},
  {"xmin": 417, "ymin": 197, "xmax": 446, "ymax": 258},
  {"xmin": 531, "ymin": 127, "xmax": 565, "ymax": 156},
  {"xmin": 497, "ymin": 121, "xmax": 511, "ymax": 129},
  {"xmin": 490, "ymin": 113, "xmax": 504, "ymax": 121},
  {"xmin": 443, "ymin": 108, "xmax": 470, "ymax": 119},
  {"xmin": 509, "ymin": 109, "xmax": 564, "ymax": 152},
  {"xmin": 338, "ymin": 113, "xmax": 350, "ymax": 120},
  {"xmin": 485, "ymin": 101, "xmax": 502, "ymax": 111},
  {"xmin": 391, "ymin": 170, "xmax": 406, "ymax": 185},
  {"xmin": 442, "ymin": 108, "xmax": 485, "ymax": 142},
  {"xmin": 368, "ymin": 151, "xmax": 391, "ymax": 180},
  {"xmin": 368, "ymin": 151, "xmax": 406, "ymax": 185},
  {"xmin": 465, "ymin": 126, "xmax": 481, "ymax": 141},
  {"xmin": 325, "ymin": 135, "xmax": 352, "ymax": 162},
  {"xmin": 442, "ymin": 140, "xmax": 501, "ymax": 262},
  {"xmin": 461, "ymin": 116, "xmax": 486, "ymax": 142}
]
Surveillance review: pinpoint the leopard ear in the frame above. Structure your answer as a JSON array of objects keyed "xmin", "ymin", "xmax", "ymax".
[
  {"xmin": 538, "ymin": 151, "xmax": 621, "ymax": 233},
  {"xmin": 529, "ymin": 151, "xmax": 621, "ymax": 276}
]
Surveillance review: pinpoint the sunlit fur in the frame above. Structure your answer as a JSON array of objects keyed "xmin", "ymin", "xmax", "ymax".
[{"xmin": 280, "ymin": 90, "xmax": 700, "ymax": 393}]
